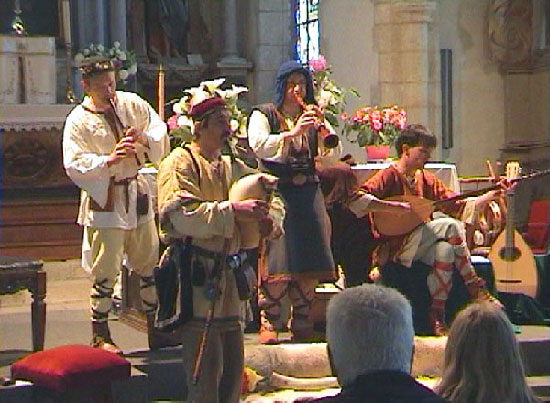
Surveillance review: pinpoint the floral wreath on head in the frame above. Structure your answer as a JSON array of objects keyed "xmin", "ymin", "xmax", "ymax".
[
  {"xmin": 167, "ymin": 78, "xmax": 248, "ymax": 148},
  {"xmin": 74, "ymin": 42, "xmax": 137, "ymax": 84}
]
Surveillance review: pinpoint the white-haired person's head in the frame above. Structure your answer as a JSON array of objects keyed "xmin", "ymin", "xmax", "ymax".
[{"xmin": 326, "ymin": 284, "xmax": 414, "ymax": 387}]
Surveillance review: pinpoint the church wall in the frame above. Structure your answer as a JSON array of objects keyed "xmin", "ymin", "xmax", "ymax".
[
  {"xmin": 247, "ymin": 0, "xmax": 294, "ymax": 105},
  {"xmin": 320, "ymin": 0, "xmax": 379, "ymax": 162},
  {"xmin": 438, "ymin": 0, "xmax": 506, "ymax": 176},
  {"xmin": 321, "ymin": 0, "xmax": 508, "ymax": 176}
]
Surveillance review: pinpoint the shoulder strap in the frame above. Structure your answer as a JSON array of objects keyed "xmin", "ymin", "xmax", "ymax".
[{"xmin": 181, "ymin": 145, "xmax": 201, "ymax": 187}]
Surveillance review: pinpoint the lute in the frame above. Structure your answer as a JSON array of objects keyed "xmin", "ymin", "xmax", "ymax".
[
  {"xmin": 488, "ymin": 162, "xmax": 538, "ymax": 298},
  {"xmin": 371, "ymin": 184, "xmax": 504, "ymax": 237},
  {"xmin": 371, "ymin": 167, "xmax": 550, "ymax": 238}
]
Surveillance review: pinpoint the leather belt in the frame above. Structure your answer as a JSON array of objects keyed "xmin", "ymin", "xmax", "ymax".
[
  {"xmin": 113, "ymin": 175, "xmax": 138, "ymax": 212},
  {"xmin": 191, "ymin": 245, "xmax": 248, "ymax": 271}
]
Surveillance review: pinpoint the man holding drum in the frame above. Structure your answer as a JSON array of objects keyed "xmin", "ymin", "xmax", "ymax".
[{"xmin": 157, "ymin": 96, "xmax": 283, "ymax": 402}]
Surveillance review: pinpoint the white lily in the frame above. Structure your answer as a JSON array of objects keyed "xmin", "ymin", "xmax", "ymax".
[
  {"xmin": 200, "ymin": 78, "xmax": 225, "ymax": 92},
  {"xmin": 173, "ymin": 102, "xmax": 183, "ymax": 115},
  {"xmin": 230, "ymin": 119, "xmax": 240, "ymax": 132},
  {"xmin": 220, "ymin": 85, "xmax": 248, "ymax": 99},
  {"xmin": 191, "ymin": 91, "xmax": 209, "ymax": 106},
  {"xmin": 177, "ymin": 115, "xmax": 194, "ymax": 128}
]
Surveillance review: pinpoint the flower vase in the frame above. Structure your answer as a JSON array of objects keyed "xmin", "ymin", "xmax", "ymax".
[{"xmin": 366, "ymin": 145, "xmax": 390, "ymax": 160}]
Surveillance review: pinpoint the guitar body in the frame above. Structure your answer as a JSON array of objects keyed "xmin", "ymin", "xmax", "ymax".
[
  {"xmin": 371, "ymin": 195, "xmax": 435, "ymax": 236},
  {"xmin": 489, "ymin": 230, "xmax": 538, "ymax": 298}
]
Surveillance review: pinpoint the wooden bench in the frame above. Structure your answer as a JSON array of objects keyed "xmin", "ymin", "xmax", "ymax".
[{"xmin": 0, "ymin": 256, "xmax": 46, "ymax": 351}]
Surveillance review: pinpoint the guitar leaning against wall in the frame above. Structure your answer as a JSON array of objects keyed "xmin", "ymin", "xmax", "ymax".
[{"xmin": 488, "ymin": 162, "xmax": 539, "ymax": 298}]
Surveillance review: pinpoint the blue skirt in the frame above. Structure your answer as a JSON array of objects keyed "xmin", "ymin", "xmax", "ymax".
[{"xmin": 268, "ymin": 182, "xmax": 335, "ymax": 280}]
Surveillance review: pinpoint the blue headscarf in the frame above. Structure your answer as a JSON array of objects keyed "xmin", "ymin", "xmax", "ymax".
[{"xmin": 275, "ymin": 60, "xmax": 315, "ymax": 108}]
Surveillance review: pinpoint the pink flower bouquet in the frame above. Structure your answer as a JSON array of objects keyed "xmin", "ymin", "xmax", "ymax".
[{"xmin": 342, "ymin": 105, "xmax": 406, "ymax": 147}]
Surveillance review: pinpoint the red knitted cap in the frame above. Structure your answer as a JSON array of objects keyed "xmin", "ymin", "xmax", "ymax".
[{"xmin": 189, "ymin": 97, "xmax": 227, "ymax": 120}]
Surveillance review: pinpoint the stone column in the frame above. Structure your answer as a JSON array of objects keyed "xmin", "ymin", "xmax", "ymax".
[
  {"xmin": 220, "ymin": 0, "xmax": 242, "ymax": 64},
  {"xmin": 217, "ymin": 0, "xmax": 251, "ymax": 85},
  {"xmin": 248, "ymin": 0, "xmax": 293, "ymax": 103},
  {"xmin": 375, "ymin": 0, "xmax": 439, "ymax": 137},
  {"xmin": 93, "ymin": 0, "xmax": 106, "ymax": 45},
  {"xmin": 109, "ymin": 0, "xmax": 127, "ymax": 48}
]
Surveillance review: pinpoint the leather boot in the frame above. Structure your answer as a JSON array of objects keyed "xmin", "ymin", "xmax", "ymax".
[
  {"xmin": 91, "ymin": 321, "xmax": 122, "ymax": 355},
  {"xmin": 146, "ymin": 315, "xmax": 180, "ymax": 350},
  {"xmin": 467, "ymin": 278, "xmax": 503, "ymax": 308},
  {"xmin": 259, "ymin": 313, "xmax": 279, "ymax": 344},
  {"xmin": 428, "ymin": 307, "xmax": 447, "ymax": 337}
]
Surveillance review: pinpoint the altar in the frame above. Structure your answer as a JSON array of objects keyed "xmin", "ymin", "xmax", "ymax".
[
  {"xmin": 351, "ymin": 162, "xmax": 461, "ymax": 192},
  {"xmin": 0, "ymin": 104, "xmax": 82, "ymax": 260},
  {"xmin": 0, "ymin": 35, "xmax": 56, "ymax": 104}
]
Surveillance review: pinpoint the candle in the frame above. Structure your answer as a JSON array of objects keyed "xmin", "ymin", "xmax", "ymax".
[
  {"xmin": 158, "ymin": 64, "xmax": 165, "ymax": 121},
  {"xmin": 62, "ymin": 0, "xmax": 71, "ymax": 44}
]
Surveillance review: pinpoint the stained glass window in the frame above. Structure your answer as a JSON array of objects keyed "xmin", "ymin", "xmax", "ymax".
[{"xmin": 294, "ymin": 0, "xmax": 320, "ymax": 63}]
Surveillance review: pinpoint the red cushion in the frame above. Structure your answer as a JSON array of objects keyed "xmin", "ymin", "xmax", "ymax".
[
  {"xmin": 525, "ymin": 200, "xmax": 550, "ymax": 254},
  {"xmin": 11, "ymin": 344, "xmax": 130, "ymax": 392}
]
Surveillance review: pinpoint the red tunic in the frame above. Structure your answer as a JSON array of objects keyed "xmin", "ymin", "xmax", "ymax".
[{"xmin": 360, "ymin": 165, "xmax": 468, "ymax": 264}]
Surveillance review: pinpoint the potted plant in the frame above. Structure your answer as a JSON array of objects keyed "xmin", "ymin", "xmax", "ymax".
[{"xmin": 342, "ymin": 105, "xmax": 407, "ymax": 160}]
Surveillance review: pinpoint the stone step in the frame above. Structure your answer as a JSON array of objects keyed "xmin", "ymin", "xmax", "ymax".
[
  {"xmin": 244, "ymin": 327, "xmax": 550, "ymax": 384},
  {"xmin": 2, "ymin": 340, "xmax": 549, "ymax": 402}
]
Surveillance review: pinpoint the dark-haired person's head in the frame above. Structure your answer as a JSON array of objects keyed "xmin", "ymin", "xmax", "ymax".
[
  {"xmin": 190, "ymin": 97, "xmax": 231, "ymax": 146},
  {"xmin": 395, "ymin": 124, "xmax": 437, "ymax": 157}
]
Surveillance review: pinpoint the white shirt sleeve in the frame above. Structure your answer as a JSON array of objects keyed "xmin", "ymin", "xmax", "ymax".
[
  {"xmin": 62, "ymin": 110, "xmax": 113, "ymax": 208},
  {"xmin": 142, "ymin": 101, "xmax": 170, "ymax": 165},
  {"xmin": 247, "ymin": 110, "xmax": 287, "ymax": 161}
]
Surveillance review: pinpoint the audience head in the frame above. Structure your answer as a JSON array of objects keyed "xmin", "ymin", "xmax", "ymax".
[
  {"xmin": 326, "ymin": 284, "xmax": 414, "ymax": 387},
  {"xmin": 436, "ymin": 302, "xmax": 538, "ymax": 403},
  {"xmin": 395, "ymin": 124, "xmax": 437, "ymax": 157}
]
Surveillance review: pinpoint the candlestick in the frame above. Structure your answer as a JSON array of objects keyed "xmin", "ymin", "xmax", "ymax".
[
  {"xmin": 61, "ymin": 0, "xmax": 77, "ymax": 103},
  {"xmin": 158, "ymin": 64, "xmax": 165, "ymax": 121},
  {"xmin": 62, "ymin": 0, "xmax": 71, "ymax": 44}
]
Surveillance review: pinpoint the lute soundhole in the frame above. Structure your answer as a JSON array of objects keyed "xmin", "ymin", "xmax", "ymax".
[{"xmin": 498, "ymin": 246, "xmax": 521, "ymax": 262}]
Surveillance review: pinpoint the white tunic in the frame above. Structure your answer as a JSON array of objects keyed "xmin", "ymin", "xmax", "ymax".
[{"xmin": 63, "ymin": 91, "xmax": 169, "ymax": 230}]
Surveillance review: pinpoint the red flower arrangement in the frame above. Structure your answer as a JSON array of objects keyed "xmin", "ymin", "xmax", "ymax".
[{"xmin": 342, "ymin": 105, "xmax": 406, "ymax": 147}]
